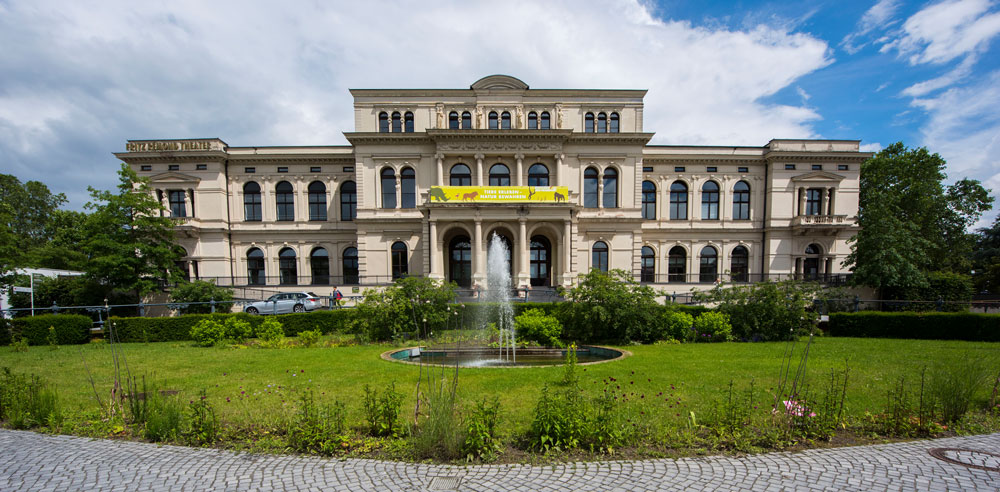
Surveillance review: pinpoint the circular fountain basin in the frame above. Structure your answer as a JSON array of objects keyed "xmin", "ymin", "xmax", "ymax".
[{"xmin": 383, "ymin": 345, "xmax": 628, "ymax": 368}]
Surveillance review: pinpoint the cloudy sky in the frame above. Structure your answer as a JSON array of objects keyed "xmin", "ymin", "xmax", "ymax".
[{"xmin": 1, "ymin": 0, "xmax": 999, "ymax": 225}]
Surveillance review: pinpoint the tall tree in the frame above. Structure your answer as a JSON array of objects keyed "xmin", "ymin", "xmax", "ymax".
[
  {"xmin": 81, "ymin": 164, "xmax": 183, "ymax": 302},
  {"xmin": 973, "ymin": 216, "xmax": 1000, "ymax": 293},
  {"xmin": 0, "ymin": 174, "xmax": 69, "ymax": 263},
  {"xmin": 846, "ymin": 142, "xmax": 993, "ymax": 295}
]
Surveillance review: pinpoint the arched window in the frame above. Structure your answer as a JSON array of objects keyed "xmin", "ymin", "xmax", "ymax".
[
  {"xmin": 489, "ymin": 164, "xmax": 510, "ymax": 186},
  {"xmin": 342, "ymin": 247, "xmax": 359, "ymax": 285},
  {"xmin": 603, "ymin": 168, "xmax": 618, "ymax": 208},
  {"xmin": 804, "ymin": 244, "xmax": 822, "ymax": 280},
  {"xmin": 488, "ymin": 111, "xmax": 499, "ymax": 129},
  {"xmin": 450, "ymin": 164, "xmax": 472, "ymax": 186},
  {"xmin": 642, "ymin": 181, "xmax": 656, "ymax": 219},
  {"xmin": 391, "ymin": 242, "xmax": 408, "ymax": 280},
  {"xmin": 592, "ymin": 241, "xmax": 609, "ymax": 272},
  {"xmin": 540, "ymin": 111, "xmax": 550, "ymax": 129},
  {"xmin": 585, "ymin": 112, "xmax": 595, "ymax": 132},
  {"xmin": 528, "ymin": 164, "xmax": 549, "ymax": 186},
  {"xmin": 699, "ymin": 246, "xmax": 718, "ymax": 283},
  {"xmin": 610, "ymin": 112, "xmax": 620, "ymax": 133},
  {"xmin": 243, "ymin": 182, "xmax": 261, "ymax": 222},
  {"xmin": 279, "ymin": 247, "xmax": 297, "ymax": 285},
  {"xmin": 501, "ymin": 111, "xmax": 511, "ymax": 129},
  {"xmin": 641, "ymin": 246, "xmax": 655, "ymax": 283},
  {"xmin": 340, "ymin": 181, "xmax": 357, "ymax": 221},
  {"xmin": 449, "ymin": 236, "xmax": 472, "ymax": 287},
  {"xmin": 448, "ymin": 111, "xmax": 459, "ymax": 129},
  {"xmin": 670, "ymin": 181, "xmax": 688, "ymax": 220},
  {"xmin": 378, "ymin": 112, "xmax": 389, "ymax": 133},
  {"xmin": 404, "ymin": 112, "xmax": 414, "ymax": 132},
  {"xmin": 597, "ymin": 112, "xmax": 607, "ymax": 133},
  {"xmin": 668, "ymin": 246, "xmax": 686, "ymax": 283},
  {"xmin": 400, "ymin": 168, "xmax": 416, "ymax": 208},
  {"xmin": 461, "ymin": 111, "xmax": 472, "ymax": 129},
  {"xmin": 310, "ymin": 248, "xmax": 329, "ymax": 285},
  {"xmin": 701, "ymin": 181, "xmax": 719, "ymax": 220},
  {"xmin": 381, "ymin": 168, "xmax": 396, "ymax": 209},
  {"xmin": 731, "ymin": 246, "xmax": 749, "ymax": 283},
  {"xmin": 527, "ymin": 111, "xmax": 538, "ymax": 129},
  {"xmin": 584, "ymin": 167, "xmax": 599, "ymax": 208},
  {"xmin": 247, "ymin": 248, "xmax": 265, "ymax": 285},
  {"xmin": 530, "ymin": 236, "xmax": 551, "ymax": 287},
  {"xmin": 308, "ymin": 181, "xmax": 326, "ymax": 221},
  {"xmin": 733, "ymin": 181, "xmax": 750, "ymax": 220},
  {"xmin": 391, "ymin": 112, "xmax": 402, "ymax": 132},
  {"xmin": 276, "ymin": 181, "xmax": 294, "ymax": 221}
]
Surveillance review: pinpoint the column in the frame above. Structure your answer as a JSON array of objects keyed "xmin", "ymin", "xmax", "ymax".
[
  {"xmin": 473, "ymin": 219, "xmax": 484, "ymax": 286},
  {"xmin": 658, "ymin": 177, "xmax": 667, "ymax": 220},
  {"xmin": 429, "ymin": 220, "xmax": 442, "ymax": 279},
  {"xmin": 563, "ymin": 220, "xmax": 572, "ymax": 284},
  {"xmin": 798, "ymin": 188, "xmax": 807, "ymax": 216},
  {"xmin": 690, "ymin": 183, "xmax": 698, "ymax": 220},
  {"xmin": 518, "ymin": 218, "xmax": 529, "ymax": 288},
  {"xmin": 821, "ymin": 188, "xmax": 829, "ymax": 217},
  {"xmin": 475, "ymin": 153, "xmax": 485, "ymax": 186},
  {"xmin": 554, "ymin": 154, "xmax": 563, "ymax": 187},
  {"xmin": 794, "ymin": 257, "xmax": 802, "ymax": 277},
  {"xmin": 828, "ymin": 187, "xmax": 836, "ymax": 215},
  {"xmin": 515, "ymin": 153, "xmax": 524, "ymax": 186},
  {"xmin": 435, "ymin": 153, "xmax": 444, "ymax": 187},
  {"xmin": 819, "ymin": 256, "xmax": 828, "ymax": 275}
]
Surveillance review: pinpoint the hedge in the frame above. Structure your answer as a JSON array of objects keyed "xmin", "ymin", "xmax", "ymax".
[
  {"xmin": 1, "ymin": 314, "xmax": 91, "ymax": 346},
  {"xmin": 828, "ymin": 312, "xmax": 1000, "ymax": 342},
  {"xmin": 108, "ymin": 309, "xmax": 357, "ymax": 343}
]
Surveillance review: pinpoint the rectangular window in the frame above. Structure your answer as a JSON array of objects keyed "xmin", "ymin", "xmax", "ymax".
[
  {"xmin": 707, "ymin": 167, "xmax": 717, "ymax": 173},
  {"xmin": 785, "ymin": 164, "xmax": 796, "ymax": 170},
  {"xmin": 196, "ymin": 164, "xmax": 207, "ymax": 170},
  {"xmin": 838, "ymin": 165, "xmax": 849, "ymax": 171},
  {"xmin": 806, "ymin": 188, "xmax": 822, "ymax": 215},
  {"xmin": 168, "ymin": 164, "xmax": 179, "ymax": 171},
  {"xmin": 643, "ymin": 166, "xmax": 653, "ymax": 172},
  {"xmin": 277, "ymin": 167, "xmax": 288, "ymax": 173},
  {"xmin": 738, "ymin": 167, "xmax": 748, "ymax": 173},
  {"xmin": 310, "ymin": 166, "xmax": 321, "ymax": 173},
  {"xmin": 245, "ymin": 167, "xmax": 255, "ymax": 173},
  {"xmin": 343, "ymin": 166, "xmax": 354, "ymax": 173},
  {"xmin": 812, "ymin": 164, "xmax": 822, "ymax": 170},
  {"xmin": 168, "ymin": 190, "xmax": 186, "ymax": 218},
  {"xmin": 140, "ymin": 165, "xmax": 152, "ymax": 171},
  {"xmin": 674, "ymin": 166, "xmax": 685, "ymax": 172}
]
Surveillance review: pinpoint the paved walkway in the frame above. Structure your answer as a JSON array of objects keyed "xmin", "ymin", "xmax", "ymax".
[{"xmin": 0, "ymin": 430, "xmax": 998, "ymax": 491}]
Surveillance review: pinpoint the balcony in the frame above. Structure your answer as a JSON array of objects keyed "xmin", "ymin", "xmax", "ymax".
[{"xmin": 790, "ymin": 214, "xmax": 852, "ymax": 234}]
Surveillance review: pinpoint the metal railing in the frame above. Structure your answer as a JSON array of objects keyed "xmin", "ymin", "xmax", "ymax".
[{"xmin": 632, "ymin": 272, "xmax": 852, "ymax": 285}]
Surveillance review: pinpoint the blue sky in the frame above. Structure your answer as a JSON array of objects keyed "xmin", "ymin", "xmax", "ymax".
[{"xmin": 1, "ymin": 0, "xmax": 998, "ymax": 226}]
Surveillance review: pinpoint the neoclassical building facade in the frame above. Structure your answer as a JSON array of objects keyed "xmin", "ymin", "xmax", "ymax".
[{"xmin": 117, "ymin": 75, "xmax": 867, "ymax": 295}]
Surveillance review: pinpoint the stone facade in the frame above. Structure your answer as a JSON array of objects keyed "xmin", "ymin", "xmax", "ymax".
[{"xmin": 116, "ymin": 75, "xmax": 867, "ymax": 295}]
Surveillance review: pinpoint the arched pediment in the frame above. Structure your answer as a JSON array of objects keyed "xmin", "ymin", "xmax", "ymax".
[{"xmin": 470, "ymin": 74, "xmax": 529, "ymax": 90}]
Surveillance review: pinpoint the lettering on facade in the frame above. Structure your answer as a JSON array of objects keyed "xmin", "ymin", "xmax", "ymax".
[
  {"xmin": 430, "ymin": 186, "xmax": 569, "ymax": 203},
  {"xmin": 126, "ymin": 140, "xmax": 217, "ymax": 152}
]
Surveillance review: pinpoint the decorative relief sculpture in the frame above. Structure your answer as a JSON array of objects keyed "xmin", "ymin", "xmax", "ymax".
[
  {"xmin": 475, "ymin": 107, "xmax": 483, "ymax": 129},
  {"xmin": 435, "ymin": 104, "xmax": 445, "ymax": 129},
  {"xmin": 555, "ymin": 104, "xmax": 563, "ymax": 129},
  {"xmin": 515, "ymin": 107, "xmax": 524, "ymax": 128}
]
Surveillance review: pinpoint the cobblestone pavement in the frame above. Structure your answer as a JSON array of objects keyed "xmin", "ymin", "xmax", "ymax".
[{"xmin": 1, "ymin": 430, "xmax": 998, "ymax": 491}]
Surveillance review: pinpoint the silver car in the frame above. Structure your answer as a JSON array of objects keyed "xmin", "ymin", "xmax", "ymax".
[{"xmin": 244, "ymin": 292, "xmax": 323, "ymax": 315}]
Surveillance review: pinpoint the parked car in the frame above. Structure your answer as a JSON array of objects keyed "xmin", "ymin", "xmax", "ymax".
[{"xmin": 244, "ymin": 292, "xmax": 323, "ymax": 314}]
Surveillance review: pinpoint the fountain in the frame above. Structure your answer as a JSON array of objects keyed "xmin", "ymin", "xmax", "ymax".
[{"xmin": 385, "ymin": 235, "xmax": 626, "ymax": 367}]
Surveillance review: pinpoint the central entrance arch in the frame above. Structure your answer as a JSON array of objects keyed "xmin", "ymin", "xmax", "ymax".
[{"xmin": 530, "ymin": 235, "xmax": 551, "ymax": 287}]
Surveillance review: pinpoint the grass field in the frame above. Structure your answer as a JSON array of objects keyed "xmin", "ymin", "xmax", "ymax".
[{"xmin": 2, "ymin": 335, "xmax": 998, "ymax": 441}]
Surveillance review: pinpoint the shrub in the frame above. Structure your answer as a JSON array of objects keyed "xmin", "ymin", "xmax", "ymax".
[
  {"xmin": 224, "ymin": 317, "xmax": 253, "ymax": 343},
  {"xmin": 691, "ymin": 312, "xmax": 733, "ymax": 342},
  {"xmin": 463, "ymin": 397, "xmax": 502, "ymax": 461},
  {"xmin": 351, "ymin": 277, "xmax": 457, "ymax": 341},
  {"xmin": 108, "ymin": 310, "xmax": 352, "ymax": 343},
  {"xmin": 1, "ymin": 314, "xmax": 90, "ymax": 346},
  {"xmin": 889, "ymin": 271, "xmax": 974, "ymax": 310},
  {"xmin": 559, "ymin": 269, "xmax": 660, "ymax": 343},
  {"xmin": 257, "ymin": 318, "xmax": 285, "ymax": 347},
  {"xmin": 9, "ymin": 338, "xmax": 28, "ymax": 352},
  {"xmin": 0, "ymin": 368, "xmax": 61, "ymax": 430},
  {"xmin": 276, "ymin": 310, "xmax": 354, "ymax": 336},
  {"xmin": 187, "ymin": 389, "xmax": 218, "ymax": 445},
  {"xmin": 660, "ymin": 309, "xmax": 694, "ymax": 341},
  {"xmin": 828, "ymin": 312, "xmax": 1000, "ymax": 341},
  {"xmin": 288, "ymin": 390, "xmax": 348, "ymax": 455},
  {"xmin": 363, "ymin": 382, "xmax": 403, "ymax": 437},
  {"xmin": 693, "ymin": 280, "xmax": 818, "ymax": 341},
  {"xmin": 514, "ymin": 309, "xmax": 563, "ymax": 347},
  {"xmin": 169, "ymin": 280, "xmax": 235, "ymax": 314},
  {"xmin": 189, "ymin": 319, "xmax": 226, "ymax": 347},
  {"xmin": 298, "ymin": 329, "xmax": 322, "ymax": 348},
  {"xmin": 929, "ymin": 356, "xmax": 991, "ymax": 423}
]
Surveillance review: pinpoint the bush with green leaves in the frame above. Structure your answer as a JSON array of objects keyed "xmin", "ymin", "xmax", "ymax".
[
  {"xmin": 559, "ymin": 269, "xmax": 660, "ymax": 343},
  {"xmin": 256, "ymin": 318, "xmax": 285, "ymax": 347},
  {"xmin": 889, "ymin": 271, "xmax": 974, "ymax": 311},
  {"xmin": 691, "ymin": 311, "xmax": 733, "ymax": 342},
  {"xmin": 0, "ymin": 314, "xmax": 90, "ymax": 346},
  {"xmin": 224, "ymin": 317, "xmax": 253, "ymax": 343},
  {"xmin": 693, "ymin": 280, "xmax": 819, "ymax": 341},
  {"xmin": 169, "ymin": 280, "xmax": 235, "ymax": 314},
  {"xmin": 297, "ymin": 329, "xmax": 322, "ymax": 348},
  {"xmin": 351, "ymin": 277, "xmax": 457, "ymax": 341},
  {"xmin": 828, "ymin": 312, "xmax": 1000, "ymax": 341},
  {"xmin": 363, "ymin": 382, "xmax": 404, "ymax": 437},
  {"xmin": 514, "ymin": 308, "xmax": 563, "ymax": 347},
  {"xmin": 660, "ymin": 309, "xmax": 694, "ymax": 341},
  {"xmin": 288, "ymin": 390, "xmax": 348, "ymax": 455},
  {"xmin": 463, "ymin": 397, "xmax": 502, "ymax": 461},
  {"xmin": 189, "ymin": 319, "xmax": 226, "ymax": 347},
  {"xmin": 186, "ymin": 389, "xmax": 217, "ymax": 445},
  {"xmin": 929, "ymin": 356, "xmax": 992, "ymax": 422},
  {"xmin": 0, "ymin": 368, "xmax": 61, "ymax": 430},
  {"xmin": 145, "ymin": 392, "xmax": 185, "ymax": 442}
]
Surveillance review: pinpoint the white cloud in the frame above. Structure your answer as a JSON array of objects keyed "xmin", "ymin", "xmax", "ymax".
[
  {"xmin": 842, "ymin": 0, "xmax": 901, "ymax": 54},
  {"xmin": 859, "ymin": 142, "xmax": 883, "ymax": 152},
  {"xmin": 880, "ymin": 0, "xmax": 1000, "ymax": 65},
  {"xmin": 901, "ymin": 54, "xmax": 977, "ymax": 96},
  {"xmin": 0, "ymin": 0, "xmax": 832, "ymax": 208}
]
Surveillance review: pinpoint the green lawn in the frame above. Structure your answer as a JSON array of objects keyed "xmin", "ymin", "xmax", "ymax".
[{"xmin": 3, "ymin": 336, "xmax": 998, "ymax": 439}]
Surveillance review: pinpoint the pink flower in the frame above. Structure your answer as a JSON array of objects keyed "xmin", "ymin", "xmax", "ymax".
[{"xmin": 781, "ymin": 400, "xmax": 816, "ymax": 417}]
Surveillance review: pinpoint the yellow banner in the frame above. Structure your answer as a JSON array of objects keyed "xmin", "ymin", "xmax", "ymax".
[{"xmin": 429, "ymin": 186, "xmax": 569, "ymax": 203}]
